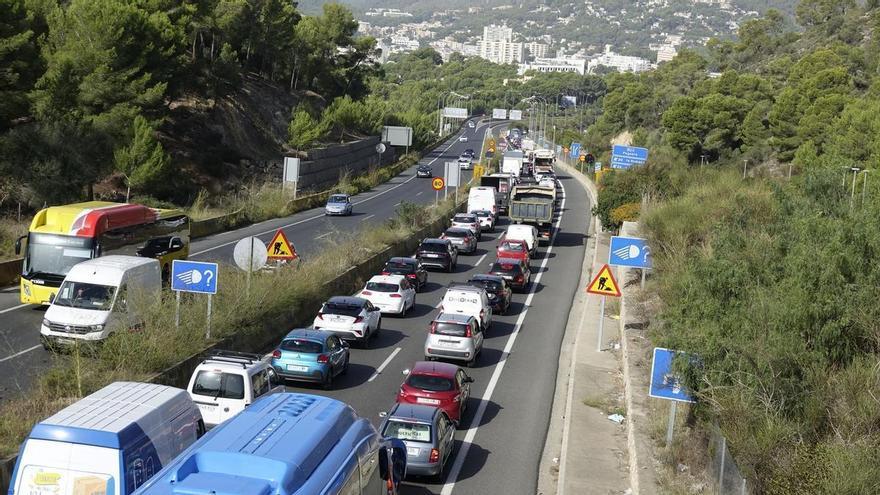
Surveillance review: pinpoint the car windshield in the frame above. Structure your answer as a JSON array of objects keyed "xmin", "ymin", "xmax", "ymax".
[
  {"xmin": 420, "ymin": 242, "xmax": 447, "ymax": 253},
  {"xmin": 474, "ymin": 211, "xmax": 490, "ymax": 218},
  {"xmin": 500, "ymin": 242, "xmax": 525, "ymax": 252},
  {"xmin": 366, "ymin": 282, "xmax": 399, "ymax": 292},
  {"xmin": 280, "ymin": 338, "xmax": 323, "ymax": 354},
  {"xmin": 323, "ymin": 303, "xmax": 362, "ymax": 317},
  {"xmin": 383, "ymin": 420, "xmax": 432, "ymax": 443},
  {"xmin": 408, "ymin": 374, "xmax": 455, "ymax": 392},
  {"xmin": 328, "ymin": 195, "xmax": 348, "ymax": 203},
  {"xmin": 433, "ymin": 321, "xmax": 468, "ymax": 336},
  {"xmin": 490, "ymin": 262, "xmax": 521, "ymax": 274},
  {"xmin": 445, "ymin": 230, "xmax": 468, "ymax": 238},
  {"xmin": 53, "ymin": 281, "xmax": 116, "ymax": 310},
  {"xmin": 191, "ymin": 371, "xmax": 245, "ymax": 400},
  {"xmin": 454, "ymin": 215, "xmax": 476, "ymax": 223},
  {"xmin": 23, "ymin": 233, "xmax": 94, "ymax": 279}
]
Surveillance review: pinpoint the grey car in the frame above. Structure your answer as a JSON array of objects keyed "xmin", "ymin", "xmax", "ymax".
[
  {"xmin": 441, "ymin": 227, "xmax": 477, "ymax": 254},
  {"xmin": 381, "ymin": 404, "xmax": 456, "ymax": 480},
  {"xmin": 325, "ymin": 194, "xmax": 353, "ymax": 215}
]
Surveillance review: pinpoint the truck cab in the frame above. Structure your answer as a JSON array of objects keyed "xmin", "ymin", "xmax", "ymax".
[{"xmin": 187, "ymin": 350, "xmax": 285, "ymax": 428}]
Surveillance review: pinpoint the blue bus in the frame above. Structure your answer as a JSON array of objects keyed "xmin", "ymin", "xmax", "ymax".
[{"xmin": 133, "ymin": 393, "xmax": 407, "ymax": 495}]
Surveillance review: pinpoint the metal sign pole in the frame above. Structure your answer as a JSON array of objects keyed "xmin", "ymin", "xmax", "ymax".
[
  {"xmin": 435, "ymin": 189, "xmax": 439, "ymax": 206},
  {"xmin": 175, "ymin": 291, "xmax": 181, "ymax": 328},
  {"xmin": 206, "ymin": 294, "xmax": 213, "ymax": 339},
  {"xmin": 641, "ymin": 269, "xmax": 646, "ymax": 289},
  {"xmin": 246, "ymin": 239, "xmax": 253, "ymax": 296},
  {"xmin": 596, "ymin": 296, "xmax": 605, "ymax": 351},
  {"xmin": 293, "ymin": 180, "xmax": 298, "ymax": 200},
  {"xmin": 666, "ymin": 400, "xmax": 677, "ymax": 447}
]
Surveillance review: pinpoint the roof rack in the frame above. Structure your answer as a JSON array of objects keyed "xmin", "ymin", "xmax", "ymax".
[
  {"xmin": 447, "ymin": 282, "xmax": 483, "ymax": 290},
  {"xmin": 202, "ymin": 350, "xmax": 263, "ymax": 369}
]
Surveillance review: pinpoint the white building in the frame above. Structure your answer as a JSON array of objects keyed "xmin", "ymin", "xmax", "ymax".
[
  {"xmin": 524, "ymin": 42, "xmax": 549, "ymax": 59},
  {"xmin": 479, "ymin": 24, "xmax": 524, "ymax": 64},
  {"xmin": 587, "ymin": 45, "xmax": 652, "ymax": 73},
  {"xmin": 656, "ymin": 45, "xmax": 677, "ymax": 63},
  {"xmin": 518, "ymin": 57, "xmax": 586, "ymax": 75}
]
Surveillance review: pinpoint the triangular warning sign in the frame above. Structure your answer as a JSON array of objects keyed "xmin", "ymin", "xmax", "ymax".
[
  {"xmin": 267, "ymin": 229, "xmax": 298, "ymax": 260},
  {"xmin": 586, "ymin": 264, "xmax": 621, "ymax": 297}
]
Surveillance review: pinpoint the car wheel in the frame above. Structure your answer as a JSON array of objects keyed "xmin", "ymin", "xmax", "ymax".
[
  {"xmin": 466, "ymin": 355, "xmax": 477, "ymax": 368},
  {"xmin": 341, "ymin": 355, "xmax": 350, "ymax": 375},
  {"xmin": 321, "ymin": 370, "xmax": 333, "ymax": 390}
]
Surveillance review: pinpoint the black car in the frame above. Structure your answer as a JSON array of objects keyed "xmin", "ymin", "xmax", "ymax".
[
  {"xmin": 416, "ymin": 239, "xmax": 458, "ymax": 272},
  {"xmin": 488, "ymin": 257, "xmax": 531, "ymax": 292},
  {"xmin": 417, "ymin": 164, "xmax": 433, "ymax": 177},
  {"xmin": 463, "ymin": 148, "xmax": 475, "ymax": 158},
  {"xmin": 467, "ymin": 274, "xmax": 511, "ymax": 315},
  {"xmin": 382, "ymin": 257, "xmax": 428, "ymax": 291}
]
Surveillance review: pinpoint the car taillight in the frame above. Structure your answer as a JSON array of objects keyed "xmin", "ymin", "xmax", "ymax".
[
  {"xmin": 390, "ymin": 293, "xmax": 402, "ymax": 298},
  {"xmin": 381, "ymin": 271, "xmax": 391, "ymax": 275},
  {"xmin": 362, "ymin": 290, "xmax": 373, "ymax": 295},
  {"xmin": 515, "ymin": 274, "xmax": 524, "ymax": 282},
  {"xmin": 406, "ymin": 273, "xmax": 416, "ymax": 279},
  {"xmin": 429, "ymin": 449, "xmax": 440, "ymax": 463},
  {"xmin": 399, "ymin": 387, "xmax": 407, "ymax": 397},
  {"xmin": 317, "ymin": 354, "xmax": 329, "ymax": 363},
  {"xmin": 453, "ymin": 394, "xmax": 461, "ymax": 402},
  {"xmin": 272, "ymin": 349, "xmax": 281, "ymax": 359},
  {"xmin": 354, "ymin": 316, "xmax": 364, "ymax": 324},
  {"xmin": 430, "ymin": 322, "xmax": 437, "ymax": 333},
  {"xmin": 465, "ymin": 325, "xmax": 473, "ymax": 337},
  {"xmin": 317, "ymin": 313, "xmax": 324, "ymax": 320}
]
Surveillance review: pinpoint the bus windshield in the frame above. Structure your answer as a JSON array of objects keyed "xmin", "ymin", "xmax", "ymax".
[
  {"xmin": 24, "ymin": 234, "xmax": 94, "ymax": 279},
  {"xmin": 54, "ymin": 281, "xmax": 116, "ymax": 310}
]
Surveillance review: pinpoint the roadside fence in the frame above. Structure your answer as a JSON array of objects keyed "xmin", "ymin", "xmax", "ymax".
[{"xmin": 709, "ymin": 424, "xmax": 750, "ymax": 495}]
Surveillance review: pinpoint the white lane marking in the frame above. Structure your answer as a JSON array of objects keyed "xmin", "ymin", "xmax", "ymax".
[
  {"xmin": 0, "ymin": 344, "xmax": 41, "ymax": 363},
  {"xmin": 474, "ymin": 252, "xmax": 487, "ymax": 267},
  {"xmin": 441, "ymin": 181, "xmax": 567, "ymax": 495},
  {"xmin": 416, "ymin": 191, "xmax": 423, "ymax": 196},
  {"xmin": 0, "ymin": 303, "xmax": 30, "ymax": 315},
  {"xmin": 368, "ymin": 346, "xmax": 402, "ymax": 382},
  {"xmin": 361, "ymin": 214, "xmax": 376, "ymax": 222},
  {"xmin": 316, "ymin": 232, "xmax": 333, "ymax": 240},
  {"xmin": 191, "ymin": 136, "xmax": 464, "ymax": 257}
]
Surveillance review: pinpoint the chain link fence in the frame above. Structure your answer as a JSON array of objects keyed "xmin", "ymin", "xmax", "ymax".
[{"xmin": 709, "ymin": 424, "xmax": 750, "ymax": 494}]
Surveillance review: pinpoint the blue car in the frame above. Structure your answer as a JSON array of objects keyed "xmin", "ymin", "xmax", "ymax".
[
  {"xmin": 325, "ymin": 193, "xmax": 353, "ymax": 215},
  {"xmin": 270, "ymin": 329, "xmax": 350, "ymax": 389}
]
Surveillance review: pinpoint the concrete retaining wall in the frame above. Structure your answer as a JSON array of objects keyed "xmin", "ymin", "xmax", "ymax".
[{"xmin": 282, "ymin": 136, "xmax": 397, "ymax": 192}]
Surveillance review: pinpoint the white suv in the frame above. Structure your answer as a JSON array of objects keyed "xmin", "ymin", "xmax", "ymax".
[
  {"xmin": 439, "ymin": 285, "xmax": 492, "ymax": 331},
  {"xmin": 313, "ymin": 296, "xmax": 382, "ymax": 346},
  {"xmin": 187, "ymin": 351, "xmax": 285, "ymax": 428}
]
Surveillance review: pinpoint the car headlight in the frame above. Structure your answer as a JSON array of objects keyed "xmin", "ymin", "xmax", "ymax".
[
  {"xmin": 22, "ymin": 283, "xmax": 31, "ymax": 297},
  {"xmin": 41, "ymin": 318, "xmax": 51, "ymax": 328},
  {"xmin": 89, "ymin": 324, "xmax": 104, "ymax": 332}
]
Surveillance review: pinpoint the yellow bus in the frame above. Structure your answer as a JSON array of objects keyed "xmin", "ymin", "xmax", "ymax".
[{"xmin": 15, "ymin": 202, "xmax": 190, "ymax": 305}]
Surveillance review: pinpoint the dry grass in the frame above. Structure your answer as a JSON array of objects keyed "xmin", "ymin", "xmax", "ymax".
[{"xmin": 0, "ymin": 218, "xmax": 27, "ymax": 261}]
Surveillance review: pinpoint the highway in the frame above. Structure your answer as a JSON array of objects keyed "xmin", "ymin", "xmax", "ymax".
[{"xmin": 0, "ymin": 119, "xmax": 594, "ymax": 495}]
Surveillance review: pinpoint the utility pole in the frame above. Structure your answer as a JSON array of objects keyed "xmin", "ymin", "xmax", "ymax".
[
  {"xmin": 742, "ymin": 159, "xmax": 748, "ymax": 179},
  {"xmin": 861, "ymin": 170, "xmax": 870, "ymax": 209}
]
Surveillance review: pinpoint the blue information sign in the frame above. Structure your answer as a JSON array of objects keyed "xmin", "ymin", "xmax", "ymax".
[
  {"xmin": 649, "ymin": 348, "xmax": 696, "ymax": 403},
  {"xmin": 570, "ymin": 143, "xmax": 581, "ymax": 159},
  {"xmin": 609, "ymin": 236, "xmax": 652, "ymax": 268},
  {"xmin": 171, "ymin": 260, "xmax": 218, "ymax": 295},
  {"xmin": 612, "ymin": 145, "xmax": 649, "ymax": 161}
]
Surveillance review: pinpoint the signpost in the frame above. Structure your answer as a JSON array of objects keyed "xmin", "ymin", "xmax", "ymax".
[
  {"xmin": 570, "ymin": 143, "xmax": 581, "ymax": 159},
  {"xmin": 509, "ymin": 109, "xmax": 522, "ymax": 121},
  {"xmin": 586, "ymin": 264, "xmax": 621, "ymax": 351},
  {"xmin": 171, "ymin": 260, "xmax": 219, "ymax": 338},
  {"xmin": 442, "ymin": 107, "xmax": 468, "ymax": 119},
  {"xmin": 432, "ymin": 177, "xmax": 444, "ymax": 204},
  {"xmin": 233, "ymin": 237, "xmax": 268, "ymax": 295},
  {"xmin": 649, "ymin": 347, "xmax": 697, "ymax": 447},
  {"xmin": 382, "ymin": 126, "xmax": 413, "ymax": 146},
  {"xmin": 282, "ymin": 157, "xmax": 300, "ymax": 199},
  {"xmin": 444, "ymin": 161, "xmax": 460, "ymax": 202},
  {"xmin": 611, "ymin": 145, "xmax": 649, "ymax": 169},
  {"xmin": 609, "ymin": 236, "xmax": 652, "ymax": 288},
  {"xmin": 267, "ymin": 229, "xmax": 297, "ymax": 261},
  {"xmin": 492, "ymin": 108, "xmax": 508, "ymax": 120}
]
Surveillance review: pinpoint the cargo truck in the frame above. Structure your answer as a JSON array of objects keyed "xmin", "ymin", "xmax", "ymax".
[
  {"xmin": 479, "ymin": 174, "xmax": 516, "ymax": 214},
  {"xmin": 508, "ymin": 184, "xmax": 556, "ymax": 243},
  {"xmin": 502, "ymin": 150, "xmax": 524, "ymax": 178}
]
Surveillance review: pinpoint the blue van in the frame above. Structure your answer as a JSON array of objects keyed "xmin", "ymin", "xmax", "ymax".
[
  {"xmin": 9, "ymin": 381, "xmax": 204, "ymax": 495},
  {"xmin": 133, "ymin": 393, "xmax": 407, "ymax": 495}
]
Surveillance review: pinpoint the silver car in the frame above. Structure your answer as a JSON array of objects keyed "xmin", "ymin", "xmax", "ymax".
[
  {"xmin": 381, "ymin": 404, "xmax": 456, "ymax": 480},
  {"xmin": 441, "ymin": 227, "xmax": 477, "ymax": 254},
  {"xmin": 424, "ymin": 313, "xmax": 483, "ymax": 367},
  {"xmin": 325, "ymin": 194, "xmax": 353, "ymax": 216}
]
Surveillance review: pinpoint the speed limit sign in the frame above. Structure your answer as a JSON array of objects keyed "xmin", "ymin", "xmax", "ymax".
[{"xmin": 432, "ymin": 177, "xmax": 445, "ymax": 190}]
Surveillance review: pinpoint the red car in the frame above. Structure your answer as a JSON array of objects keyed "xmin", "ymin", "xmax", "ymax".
[
  {"xmin": 496, "ymin": 239, "xmax": 530, "ymax": 263},
  {"xmin": 396, "ymin": 361, "xmax": 474, "ymax": 425}
]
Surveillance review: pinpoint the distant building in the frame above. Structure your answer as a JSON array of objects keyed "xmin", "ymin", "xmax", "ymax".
[
  {"xmin": 518, "ymin": 57, "xmax": 586, "ymax": 75},
  {"xmin": 524, "ymin": 42, "xmax": 549, "ymax": 59},
  {"xmin": 587, "ymin": 45, "xmax": 652, "ymax": 73},
  {"xmin": 479, "ymin": 24, "xmax": 523, "ymax": 64},
  {"xmin": 656, "ymin": 45, "xmax": 677, "ymax": 63}
]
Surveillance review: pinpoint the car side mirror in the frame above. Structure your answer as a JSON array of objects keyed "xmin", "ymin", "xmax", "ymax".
[
  {"xmin": 402, "ymin": 368, "xmax": 410, "ymax": 376},
  {"xmin": 48, "ymin": 293, "xmax": 55, "ymax": 304},
  {"xmin": 170, "ymin": 238, "xmax": 184, "ymax": 251},
  {"xmin": 14, "ymin": 235, "xmax": 25, "ymax": 256},
  {"xmin": 464, "ymin": 376, "xmax": 474, "ymax": 383}
]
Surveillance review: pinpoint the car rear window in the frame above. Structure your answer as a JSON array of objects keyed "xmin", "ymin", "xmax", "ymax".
[
  {"xmin": 191, "ymin": 371, "xmax": 245, "ymax": 400},
  {"xmin": 280, "ymin": 339, "xmax": 323, "ymax": 354},
  {"xmin": 366, "ymin": 282, "xmax": 399, "ymax": 292},
  {"xmin": 420, "ymin": 242, "xmax": 447, "ymax": 253},
  {"xmin": 454, "ymin": 215, "xmax": 476, "ymax": 222},
  {"xmin": 383, "ymin": 420, "xmax": 432, "ymax": 443},
  {"xmin": 433, "ymin": 321, "xmax": 469, "ymax": 336},
  {"xmin": 408, "ymin": 375, "xmax": 455, "ymax": 392},
  {"xmin": 474, "ymin": 211, "xmax": 490, "ymax": 217},
  {"xmin": 323, "ymin": 303, "xmax": 362, "ymax": 317},
  {"xmin": 445, "ymin": 230, "xmax": 468, "ymax": 238},
  {"xmin": 386, "ymin": 260, "xmax": 414, "ymax": 271},
  {"xmin": 490, "ymin": 262, "xmax": 521, "ymax": 274},
  {"xmin": 500, "ymin": 242, "xmax": 525, "ymax": 252}
]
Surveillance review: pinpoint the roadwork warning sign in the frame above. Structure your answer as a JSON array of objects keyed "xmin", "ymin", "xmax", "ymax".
[
  {"xmin": 267, "ymin": 229, "xmax": 298, "ymax": 260},
  {"xmin": 586, "ymin": 264, "xmax": 621, "ymax": 297}
]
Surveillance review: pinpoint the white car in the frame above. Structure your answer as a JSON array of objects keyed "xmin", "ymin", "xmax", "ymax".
[
  {"xmin": 468, "ymin": 121, "xmax": 475, "ymax": 128},
  {"xmin": 459, "ymin": 135, "xmax": 468, "ymax": 142},
  {"xmin": 458, "ymin": 157, "xmax": 472, "ymax": 170},
  {"xmin": 450, "ymin": 213, "xmax": 481, "ymax": 239},
  {"xmin": 471, "ymin": 210, "xmax": 495, "ymax": 231},
  {"xmin": 504, "ymin": 224, "xmax": 539, "ymax": 256},
  {"xmin": 313, "ymin": 296, "xmax": 382, "ymax": 346},
  {"xmin": 187, "ymin": 351, "xmax": 284, "ymax": 428},
  {"xmin": 358, "ymin": 274, "xmax": 416, "ymax": 316},
  {"xmin": 439, "ymin": 285, "xmax": 492, "ymax": 331}
]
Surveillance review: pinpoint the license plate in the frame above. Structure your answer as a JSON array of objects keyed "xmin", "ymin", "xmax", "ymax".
[
  {"xmin": 439, "ymin": 340, "xmax": 459, "ymax": 347},
  {"xmin": 407, "ymin": 447, "xmax": 420, "ymax": 456},
  {"xmin": 425, "ymin": 254, "xmax": 440, "ymax": 258},
  {"xmin": 417, "ymin": 398, "xmax": 440, "ymax": 405},
  {"xmin": 56, "ymin": 338, "xmax": 74, "ymax": 345},
  {"xmin": 199, "ymin": 404, "xmax": 217, "ymax": 412},
  {"xmin": 287, "ymin": 364, "xmax": 308, "ymax": 372}
]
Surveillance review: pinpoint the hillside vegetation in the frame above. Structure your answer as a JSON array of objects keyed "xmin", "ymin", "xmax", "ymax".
[{"xmin": 586, "ymin": 1, "xmax": 880, "ymax": 492}]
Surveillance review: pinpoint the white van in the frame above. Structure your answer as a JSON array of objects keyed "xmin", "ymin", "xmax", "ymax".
[
  {"xmin": 504, "ymin": 224, "xmax": 539, "ymax": 256},
  {"xmin": 468, "ymin": 186, "xmax": 498, "ymax": 216},
  {"xmin": 439, "ymin": 285, "xmax": 492, "ymax": 331},
  {"xmin": 40, "ymin": 255, "xmax": 161, "ymax": 348},
  {"xmin": 9, "ymin": 381, "xmax": 204, "ymax": 495}
]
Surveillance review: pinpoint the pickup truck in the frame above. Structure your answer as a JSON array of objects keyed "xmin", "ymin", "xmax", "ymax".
[
  {"xmin": 186, "ymin": 350, "xmax": 285, "ymax": 428},
  {"xmin": 508, "ymin": 184, "xmax": 556, "ymax": 243}
]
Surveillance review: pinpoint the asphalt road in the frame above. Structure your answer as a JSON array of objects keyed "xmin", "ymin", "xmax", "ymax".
[{"xmin": 0, "ymin": 118, "xmax": 493, "ymax": 400}]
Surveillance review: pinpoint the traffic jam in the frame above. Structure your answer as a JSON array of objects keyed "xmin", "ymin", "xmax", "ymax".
[{"xmin": 7, "ymin": 128, "xmax": 564, "ymax": 495}]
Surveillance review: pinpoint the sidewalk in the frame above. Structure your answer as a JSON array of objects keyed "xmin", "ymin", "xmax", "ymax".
[{"xmin": 539, "ymin": 159, "xmax": 633, "ymax": 495}]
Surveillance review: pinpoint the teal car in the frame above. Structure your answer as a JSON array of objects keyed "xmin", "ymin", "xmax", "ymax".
[{"xmin": 270, "ymin": 328, "xmax": 350, "ymax": 389}]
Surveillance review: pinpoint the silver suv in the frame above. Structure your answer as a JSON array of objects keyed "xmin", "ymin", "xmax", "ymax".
[{"xmin": 424, "ymin": 313, "xmax": 483, "ymax": 367}]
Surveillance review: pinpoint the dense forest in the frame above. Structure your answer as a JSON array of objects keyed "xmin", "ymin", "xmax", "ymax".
[{"xmin": 586, "ymin": 1, "xmax": 880, "ymax": 492}]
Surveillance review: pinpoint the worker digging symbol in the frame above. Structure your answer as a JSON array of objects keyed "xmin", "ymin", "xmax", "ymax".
[
  {"xmin": 597, "ymin": 276, "xmax": 608, "ymax": 291},
  {"xmin": 586, "ymin": 264, "xmax": 621, "ymax": 297},
  {"xmin": 273, "ymin": 241, "xmax": 283, "ymax": 255}
]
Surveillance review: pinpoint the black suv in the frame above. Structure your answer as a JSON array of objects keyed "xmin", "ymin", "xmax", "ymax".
[
  {"xmin": 382, "ymin": 257, "xmax": 428, "ymax": 291},
  {"xmin": 467, "ymin": 274, "xmax": 511, "ymax": 315},
  {"xmin": 416, "ymin": 164, "xmax": 433, "ymax": 177},
  {"xmin": 417, "ymin": 238, "xmax": 458, "ymax": 272},
  {"xmin": 488, "ymin": 257, "xmax": 531, "ymax": 292}
]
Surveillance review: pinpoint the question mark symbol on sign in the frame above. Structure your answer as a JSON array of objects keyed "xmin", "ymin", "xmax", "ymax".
[{"xmin": 204, "ymin": 270, "xmax": 214, "ymax": 286}]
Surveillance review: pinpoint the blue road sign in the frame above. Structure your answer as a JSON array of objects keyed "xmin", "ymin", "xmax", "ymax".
[
  {"xmin": 570, "ymin": 143, "xmax": 581, "ymax": 159},
  {"xmin": 610, "ymin": 155, "xmax": 644, "ymax": 169},
  {"xmin": 171, "ymin": 260, "xmax": 218, "ymax": 295},
  {"xmin": 612, "ymin": 145, "xmax": 649, "ymax": 162},
  {"xmin": 649, "ymin": 348, "xmax": 696, "ymax": 403},
  {"xmin": 609, "ymin": 236, "xmax": 652, "ymax": 269}
]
